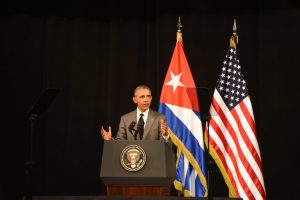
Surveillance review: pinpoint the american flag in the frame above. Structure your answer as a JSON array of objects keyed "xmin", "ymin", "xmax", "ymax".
[{"xmin": 206, "ymin": 36, "xmax": 266, "ymax": 200}]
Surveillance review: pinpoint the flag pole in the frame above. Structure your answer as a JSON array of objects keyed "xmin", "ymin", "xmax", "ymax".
[
  {"xmin": 206, "ymin": 90, "xmax": 213, "ymax": 200},
  {"xmin": 177, "ymin": 16, "xmax": 182, "ymax": 42}
]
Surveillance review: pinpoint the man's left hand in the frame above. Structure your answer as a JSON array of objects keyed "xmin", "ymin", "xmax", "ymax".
[{"xmin": 160, "ymin": 119, "xmax": 169, "ymax": 136}]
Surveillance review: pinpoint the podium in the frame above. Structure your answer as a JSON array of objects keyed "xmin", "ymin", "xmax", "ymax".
[{"xmin": 100, "ymin": 140, "xmax": 176, "ymax": 196}]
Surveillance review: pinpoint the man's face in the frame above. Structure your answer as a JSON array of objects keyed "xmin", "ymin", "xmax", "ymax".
[{"xmin": 133, "ymin": 88, "xmax": 152, "ymax": 112}]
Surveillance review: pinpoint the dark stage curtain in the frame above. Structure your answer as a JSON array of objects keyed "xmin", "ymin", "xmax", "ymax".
[{"xmin": 1, "ymin": 1, "xmax": 300, "ymax": 200}]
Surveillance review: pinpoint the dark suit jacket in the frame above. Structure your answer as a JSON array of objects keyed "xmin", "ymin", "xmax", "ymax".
[{"xmin": 115, "ymin": 109, "xmax": 171, "ymax": 145}]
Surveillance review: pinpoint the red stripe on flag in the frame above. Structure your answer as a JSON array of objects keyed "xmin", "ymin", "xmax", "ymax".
[
  {"xmin": 208, "ymin": 118, "xmax": 239, "ymax": 195},
  {"xmin": 231, "ymin": 107, "xmax": 266, "ymax": 199},
  {"xmin": 239, "ymin": 100, "xmax": 263, "ymax": 171},
  {"xmin": 239, "ymin": 100, "xmax": 257, "ymax": 136},
  {"xmin": 235, "ymin": 101, "xmax": 263, "ymax": 172},
  {"xmin": 210, "ymin": 97, "xmax": 256, "ymax": 200},
  {"xmin": 231, "ymin": 105, "xmax": 265, "ymax": 197}
]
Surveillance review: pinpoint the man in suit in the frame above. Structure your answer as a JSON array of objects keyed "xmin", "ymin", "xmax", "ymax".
[{"xmin": 101, "ymin": 85, "xmax": 171, "ymax": 144}]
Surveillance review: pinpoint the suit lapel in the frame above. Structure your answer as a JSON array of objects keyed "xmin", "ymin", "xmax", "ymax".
[{"xmin": 130, "ymin": 110, "xmax": 137, "ymax": 123}]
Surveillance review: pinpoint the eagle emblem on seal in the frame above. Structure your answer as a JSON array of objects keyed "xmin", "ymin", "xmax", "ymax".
[{"xmin": 120, "ymin": 145, "xmax": 146, "ymax": 172}]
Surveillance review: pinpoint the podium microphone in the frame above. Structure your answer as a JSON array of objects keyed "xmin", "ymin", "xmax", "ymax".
[{"xmin": 128, "ymin": 121, "xmax": 137, "ymax": 139}]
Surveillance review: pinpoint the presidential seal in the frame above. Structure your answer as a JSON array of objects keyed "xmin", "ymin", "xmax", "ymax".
[{"xmin": 120, "ymin": 145, "xmax": 146, "ymax": 172}]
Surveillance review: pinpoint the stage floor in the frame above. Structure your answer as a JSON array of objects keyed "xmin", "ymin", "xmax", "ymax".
[{"xmin": 32, "ymin": 196, "xmax": 242, "ymax": 200}]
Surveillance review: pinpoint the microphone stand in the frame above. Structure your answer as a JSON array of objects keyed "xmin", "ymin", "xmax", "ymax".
[
  {"xmin": 129, "ymin": 122, "xmax": 138, "ymax": 140},
  {"xmin": 25, "ymin": 88, "xmax": 59, "ymax": 200},
  {"xmin": 131, "ymin": 130, "xmax": 138, "ymax": 140},
  {"xmin": 25, "ymin": 114, "xmax": 38, "ymax": 200}
]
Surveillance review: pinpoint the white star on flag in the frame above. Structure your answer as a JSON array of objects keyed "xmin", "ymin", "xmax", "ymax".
[{"xmin": 165, "ymin": 71, "xmax": 184, "ymax": 93}]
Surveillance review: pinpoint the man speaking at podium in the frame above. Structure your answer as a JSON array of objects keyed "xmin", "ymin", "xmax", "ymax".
[{"xmin": 101, "ymin": 85, "xmax": 171, "ymax": 146}]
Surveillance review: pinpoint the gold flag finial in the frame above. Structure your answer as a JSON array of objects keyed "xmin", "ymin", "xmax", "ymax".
[
  {"xmin": 177, "ymin": 16, "xmax": 183, "ymax": 41},
  {"xmin": 230, "ymin": 18, "xmax": 238, "ymax": 49}
]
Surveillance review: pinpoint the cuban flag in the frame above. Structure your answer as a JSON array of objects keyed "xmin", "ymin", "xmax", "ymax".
[{"xmin": 159, "ymin": 31, "xmax": 207, "ymax": 197}]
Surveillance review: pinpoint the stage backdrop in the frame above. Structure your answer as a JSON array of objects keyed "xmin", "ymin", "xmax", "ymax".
[{"xmin": 1, "ymin": 1, "xmax": 300, "ymax": 200}]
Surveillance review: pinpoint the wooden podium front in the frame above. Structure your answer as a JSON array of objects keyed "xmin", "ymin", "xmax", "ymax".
[
  {"xmin": 100, "ymin": 140, "xmax": 175, "ymax": 196},
  {"xmin": 107, "ymin": 185, "xmax": 170, "ymax": 196}
]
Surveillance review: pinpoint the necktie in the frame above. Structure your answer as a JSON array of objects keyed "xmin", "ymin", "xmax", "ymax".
[{"xmin": 137, "ymin": 113, "xmax": 144, "ymax": 140}]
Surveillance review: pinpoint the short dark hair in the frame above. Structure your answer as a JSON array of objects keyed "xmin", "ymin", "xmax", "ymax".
[{"xmin": 133, "ymin": 85, "xmax": 151, "ymax": 96}]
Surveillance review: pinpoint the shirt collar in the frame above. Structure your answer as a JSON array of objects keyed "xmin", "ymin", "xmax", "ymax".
[{"xmin": 137, "ymin": 108, "xmax": 149, "ymax": 121}]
